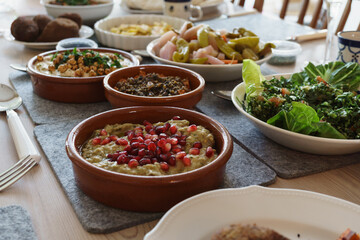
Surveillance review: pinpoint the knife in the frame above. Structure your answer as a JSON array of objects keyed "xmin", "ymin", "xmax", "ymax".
[{"xmin": 286, "ymin": 29, "xmax": 327, "ymax": 42}]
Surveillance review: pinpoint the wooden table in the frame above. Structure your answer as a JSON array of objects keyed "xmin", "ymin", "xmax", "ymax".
[{"xmin": 0, "ymin": 1, "xmax": 359, "ymax": 239}]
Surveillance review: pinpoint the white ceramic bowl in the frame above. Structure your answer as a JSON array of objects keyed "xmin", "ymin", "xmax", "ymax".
[
  {"xmin": 147, "ymin": 39, "xmax": 272, "ymax": 82},
  {"xmin": 144, "ymin": 185, "xmax": 360, "ymax": 240},
  {"xmin": 94, "ymin": 15, "xmax": 188, "ymax": 51},
  {"xmin": 231, "ymin": 74, "xmax": 360, "ymax": 155},
  {"xmin": 41, "ymin": 0, "xmax": 114, "ymax": 25}
]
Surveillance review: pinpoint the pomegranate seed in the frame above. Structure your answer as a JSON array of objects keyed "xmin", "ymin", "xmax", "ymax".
[
  {"xmin": 100, "ymin": 129, "xmax": 107, "ymax": 136},
  {"xmin": 111, "ymin": 153, "xmax": 120, "ymax": 161},
  {"xmin": 159, "ymin": 133, "xmax": 167, "ymax": 139},
  {"xmin": 172, "ymin": 147, "xmax": 182, "ymax": 153},
  {"xmin": 137, "ymin": 136, "xmax": 144, "ymax": 143},
  {"xmin": 172, "ymin": 116, "xmax": 181, "ymax": 120},
  {"xmin": 143, "ymin": 120, "xmax": 152, "ymax": 126},
  {"xmin": 151, "ymin": 134, "xmax": 159, "ymax": 141},
  {"xmin": 127, "ymin": 131, "xmax": 135, "ymax": 140},
  {"xmin": 147, "ymin": 150, "xmax": 155, "ymax": 157},
  {"xmin": 128, "ymin": 159, "xmax": 139, "ymax": 168},
  {"xmin": 145, "ymin": 124, "xmax": 152, "ymax": 132},
  {"xmin": 135, "ymin": 132, "xmax": 144, "ymax": 138},
  {"xmin": 193, "ymin": 142, "xmax": 202, "ymax": 148},
  {"xmin": 187, "ymin": 124, "xmax": 197, "ymax": 132},
  {"xmin": 106, "ymin": 153, "xmax": 113, "ymax": 158},
  {"xmin": 116, "ymin": 138, "xmax": 128, "ymax": 146},
  {"xmin": 109, "ymin": 135, "xmax": 118, "ymax": 141},
  {"xmin": 139, "ymin": 143, "xmax": 147, "ymax": 149},
  {"xmin": 160, "ymin": 162, "xmax": 169, "ymax": 171},
  {"xmin": 92, "ymin": 137, "xmax": 101, "ymax": 145},
  {"xmin": 168, "ymin": 156, "xmax": 176, "ymax": 166},
  {"xmin": 151, "ymin": 158, "xmax": 158, "ymax": 163},
  {"xmin": 168, "ymin": 138, "xmax": 178, "ymax": 145},
  {"xmin": 130, "ymin": 148, "xmax": 139, "ymax": 155},
  {"xmin": 164, "ymin": 123, "xmax": 170, "ymax": 131},
  {"xmin": 144, "ymin": 134, "xmax": 152, "ymax": 140},
  {"xmin": 148, "ymin": 142, "xmax": 157, "ymax": 151},
  {"xmin": 117, "ymin": 154, "xmax": 127, "ymax": 164},
  {"xmin": 100, "ymin": 137, "xmax": 111, "ymax": 145},
  {"xmin": 179, "ymin": 140, "xmax": 186, "ymax": 146},
  {"xmin": 134, "ymin": 156, "xmax": 141, "ymax": 161},
  {"xmin": 206, "ymin": 147, "xmax": 214, "ymax": 158},
  {"xmin": 176, "ymin": 151, "xmax": 186, "ymax": 160},
  {"xmin": 163, "ymin": 143, "xmax": 172, "ymax": 152},
  {"xmin": 182, "ymin": 156, "xmax": 191, "ymax": 166},
  {"xmin": 159, "ymin": 154, "xmax": 169, "ymax": 162},
  {"xmin": 131, "ymin": 142, "xmax": 140, "ymax": 148},
  {"xmin": 124, "ymin": 145, "xmax": 132, "ymax": 152},
  {"xmin": 139, "ymin": 158, "xmax": 151, "ymax": 166},
  {"xmin": 169, "ymin": 125, "xmax": 177, "ymax": 134},
  {"xmin": 155, "ymin": 126, "xmax": 166, "ymax": 134},
  {"xmin": 189, "ymin": 148, "xmax": 200, "ymax": 155},
  {"xmin": 134, "ymin": 126, "xmax": 143, "ymax": 132},
  {"xmin": 138, "ymin": 149, "xmax": 146, "ymax": 157},
  {"xmin": 156, "ymin": 147, "xmax": 162, "ymax": 156},
  {"xmin": 157, "ymin": 139, "xmax": 166, "ymax": 147},
  {"xmin": 149, "ymin": 129, "xmax": 156, "ymax": 135}
]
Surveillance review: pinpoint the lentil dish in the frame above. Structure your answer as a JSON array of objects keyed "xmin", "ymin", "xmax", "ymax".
[
  {"xmin": 34, "ymin": 48, "xmax": 133, "ymax": 77},
  {"xmin": 114, "ymin": 71, "xmax": 191, "ymax": 96},
  {"xmin": 81, "ymin": 117, "xmax": 218, "ymax": 176}
]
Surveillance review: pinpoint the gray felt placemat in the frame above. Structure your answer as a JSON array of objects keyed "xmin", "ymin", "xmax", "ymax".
[
  {"xmin": 34, "ymin": 121, "xmax": 275, "ymax": 233},
  {"xmin": 0, "ymin": 205, "xmax": 38, "ymax": 240},
  {"xmin": 195, "ymin": 69, "xmax": 360, "ymax": 178}
]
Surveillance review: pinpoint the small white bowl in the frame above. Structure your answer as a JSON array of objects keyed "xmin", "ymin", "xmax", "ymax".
[
  {"xmin": 41, "ymin": 0, "xmax": 114, "ymax": 26},
  {"xmin": 147, "ymin": 39, "xmax": 272, "ymax": 82},
  {"xmin": 268, "ymin": 40, "xmax": 302, "ymax": 65},
  {"xmin": 94, "ymin": 15, "xmax": 188, "ymax": 51},
  {"xmin": 231, "ymin": 74, "xmax": 360, "ymax": 155}
]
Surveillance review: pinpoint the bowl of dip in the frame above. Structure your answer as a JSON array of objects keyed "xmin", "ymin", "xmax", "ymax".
[
  {"xmin": 103, "ymin": 64, "xmax": 205, "ymax": 109},
  {"xmin": 65, "ymin": 106, "xmax": 233, "ymax": 212},
  {"xmin": 27, "ymin": 47, "xmax": 139, "ymax": 103}
]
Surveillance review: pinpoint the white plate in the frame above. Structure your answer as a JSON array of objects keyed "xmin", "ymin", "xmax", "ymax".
[
  {"xmin": 144, "ymin": 185, "xmax": 360, "ymax": 240},
  {"xmin": 147, "ymin": 39, "xmax": 272, "ymax": 82},
  {"xmin": 4, "ymin": 25, "xmax": 94, "ymax": 50},
  {"xmin": 231, "ymin": 74, "xmax": 360, "ymax": 155}
]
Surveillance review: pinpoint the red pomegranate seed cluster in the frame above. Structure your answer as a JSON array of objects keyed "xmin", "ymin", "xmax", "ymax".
[{"xmin": 91, "ymin": 116, "xmax": 214, "ymax": 171}]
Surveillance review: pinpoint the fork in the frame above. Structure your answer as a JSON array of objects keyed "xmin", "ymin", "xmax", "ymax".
[{"xmin": 0, "ymin": 155, "xmax": 40, "ymax": 191}]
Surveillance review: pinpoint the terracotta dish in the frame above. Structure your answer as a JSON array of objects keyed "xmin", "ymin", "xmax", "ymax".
[
  {"xmin": 27, "ymin": 48, "xmax": 139, "ymax": 103},
  {"xmin": 103, "ymin": 65, "xmax": 205, "ymax": 109},
  {"xmin": 65, "ymin": 106, "xmax": 233, "ymax": 212}
]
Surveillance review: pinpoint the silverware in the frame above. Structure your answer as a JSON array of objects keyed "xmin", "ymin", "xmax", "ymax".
[
  {"xmin": 131, "ymin": 49, "xmax": 150, "ymax": 57},
  {"xmin": 211, "ymin": 90, "xmax": 232, "ymax": 101},
  {"xmin": 0, "ymin": 84, "xmax": 41, "ymax": 191},
  {"xmin": 286, "ymin": 29, "xmax": 327, "ymax": 42},
  {"xmin": 10, "ymin": 63, "xmax": 27, "ymax": 72}
]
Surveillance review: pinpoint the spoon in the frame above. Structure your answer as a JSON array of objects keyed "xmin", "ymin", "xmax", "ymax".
[
  {"xmin": 211, "ymin": 90, "xmax": 232, "ymax": 101},
  {"xmin": 10, "ymin": 64, "xmax": 27, "ymax": 72},
  {"xmin": 131, "ymin": 49, "xmax": 150, "ymax": 57},
  {"xmin": 0, "ymin": 84, "xmax": 40, "ymax": 162}
]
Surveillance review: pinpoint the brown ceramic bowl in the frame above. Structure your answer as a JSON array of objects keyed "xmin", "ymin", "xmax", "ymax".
[
  {"xmin": 65, "ymin": 106, "xmax": 233, "ymax": 212},
  {"xmin": 103, "ymin": 65, "xmax": 205, "ymax": 109},
  {"xmin": 27, "ymin": 47, "xmax": 139, "ymax": 103}
]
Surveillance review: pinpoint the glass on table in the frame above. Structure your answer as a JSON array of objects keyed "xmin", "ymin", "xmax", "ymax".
[{"xmin": 323, "ymin": 0, "xmax": 346, "ymax": 63}]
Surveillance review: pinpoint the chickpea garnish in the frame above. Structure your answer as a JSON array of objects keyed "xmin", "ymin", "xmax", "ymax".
[
  {"xmin": 58, "ymin": 64, "xmax": 68, "ymax": 73},
  {"xmin": 37, "ymin": 55, "xmax": 43, "ymax": 61},
  {"xmin": 68, "ymin": 58, "xmax": 77, "ymax": 65},
  {"xmin": 71, "ymin": 64, "xmax": 78, "ymax": 70},
  {"xmin": 97, "ymin": 68, "xmax": 104, "ymax": 75},
  {"xmin": 75, "ymin": 68, "xmax": 84, "ymax": 77},
  {"xmin": 48, "ymin": 64, "xmax": 55, "ymax": 72},
  {"xmin": 105, "ymin": 68, "xmax": 111, "ymax": 75},
  {"xmin": 90, "ymin": 65, "xmax": 97, "ymax": 71},
  {"xmin": 89, "ymin": 69, "xmax": 97, "ymax": 76}
]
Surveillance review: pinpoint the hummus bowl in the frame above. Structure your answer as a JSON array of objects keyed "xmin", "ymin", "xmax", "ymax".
[
  {"xmin": 65, "ymin": 106, "xmax": 233, "ymax": 212},
  {"xmin": 103, "ymin": 64, "xmax": 205, "ymax": 109},
  {"xmin": 27, "ymin": 47, "xmax": 139, "ymax": 103}
]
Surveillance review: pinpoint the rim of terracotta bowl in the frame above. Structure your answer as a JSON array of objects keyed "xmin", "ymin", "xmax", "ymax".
[
  {"xmin": 26, "ymin": 47, "xmax": 140, "ymax": 84},
  {"xmin": 103, "ymin": 64, "xmax": 205, "ymax": 103},
  {"xmin": 65, "ymin": 106, "xmax": 233, "ymax": 185}
]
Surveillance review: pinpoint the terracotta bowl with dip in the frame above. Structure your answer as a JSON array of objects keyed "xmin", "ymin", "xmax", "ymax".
[
  {"xmin": 103, "ymin": 65, "xmax": 205, "ymax": 109},
  {"xmin": 65, "ymin": 106, "xmax": 233, "ymax": 212},
  {"xmin": 27, "ymin": 48, "xmax": 139, "ymax": 103}
]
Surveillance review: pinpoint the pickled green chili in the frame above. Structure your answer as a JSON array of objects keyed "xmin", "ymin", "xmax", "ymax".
[
  {"xmin": 197, "ymin": 27, "xmax": 209, "ymax": 48},
  {"xmin": 215, "ymin": 36, "xmax": 243, "ymax": 61},
  {"xmin": 172, "ymin": 38, "xmax": 190, "ymax": 63},
  {"xmin": 190, "ymin": 57, "xmax": 208, "ymax": 64}
]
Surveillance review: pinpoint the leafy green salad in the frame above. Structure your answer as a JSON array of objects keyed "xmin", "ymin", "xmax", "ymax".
[{"xmin": 239, "ymin": 60, "xmax": 360, "ymax": 139}]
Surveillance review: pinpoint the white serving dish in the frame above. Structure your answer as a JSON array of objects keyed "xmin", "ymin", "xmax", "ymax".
[
  {"xmin": 94, "ymin": 15, "xmax": 188, "ymax": 51},
  {"xmin": 145, "ymin": 185, "xmax": 360, "ymax": 240},
  {"xmin": 4, "ymin": 25, "xmax": 94, "ymax": 50},
  {"xmin": 231, "ymin": 74, "xmax": 360, "ymax": 155},
  {"xmin": 147, "ymin": 39, "xmax": 272, "ymax": 82},
  {"xmin": 41, "ymin": 0, "xmax": 114, "ymax": 25}
]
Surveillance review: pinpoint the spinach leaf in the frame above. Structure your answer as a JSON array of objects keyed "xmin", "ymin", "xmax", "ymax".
[
  {"xmin": 267, "ymin": 102, "xmax": 346, "ymax": 139},
  {"xmin": 304, "ymin": 61, "xmax": 360, "ymax": 91}
]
